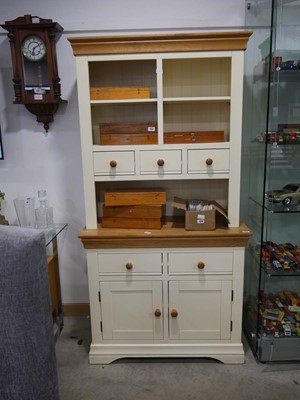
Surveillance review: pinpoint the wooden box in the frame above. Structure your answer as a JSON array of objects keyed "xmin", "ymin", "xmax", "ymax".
[
  {"xmin": 164, "ymin": 130, "xmax": 224, "ymax": 144},
  {"xmin": 104, "ymin": 189, "xmax": 166, "ymax": 206},
  {"xmin": 100, "ymin": 122, "xmax": 157, "ymax": 134},
  {"xmin": 103, "ymin": 204, "xmax": 163, "ymax": 219},
  {"xmin": 90, "ymin": 86, "xmax": 150, "ymax": 100},
  {"xmin": 100, "ymin": 133, "xmax": 157, "ymax": 145},
  {"xmin": 100, "ymin": 122, "xmax": 158, "ymax": 145},
  {"xmin": 101, "ymin": 217, "xmax": 163, "ymax": 229}
]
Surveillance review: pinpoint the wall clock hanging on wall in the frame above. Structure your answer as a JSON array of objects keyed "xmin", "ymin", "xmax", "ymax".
[{"xmin": 1, "ymin": 15, "xmax": 65, "ymax": 132}]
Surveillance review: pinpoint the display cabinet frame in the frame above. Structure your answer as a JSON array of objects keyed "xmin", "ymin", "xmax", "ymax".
[{"xmin": 241, "ymin": 0, "xmax": 300, "ymax": 362}]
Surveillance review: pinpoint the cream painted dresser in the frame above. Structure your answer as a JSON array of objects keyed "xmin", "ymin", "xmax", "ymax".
[{"xmin": 68, "ymin": 31, "xmax": 252, "ymax": 364}]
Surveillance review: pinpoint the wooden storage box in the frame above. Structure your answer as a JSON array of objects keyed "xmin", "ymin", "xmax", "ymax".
[
  {"xmin": 164, "ymin": 130, "xmax": 224, "ymax": 144},
  {"xmin": 102, "ymin": 204, "xmax": 164, "ymax": 229},
  {"xmin": 100, "ymin": 133, "xmax": 158, "ymax": 145},
  {"xmin": 103, "ymin": 204, "xmax": 163, "ymax": 219},
  {"xmin": 100, "ymin": 122, "xmax": 158, "ymax": 145},
  {"xmin": 104, "ymin": 189, "xmax": 166, "ymax": 206},
  {"xmin": 90, "ymin": 86, "xmax": 150, "ymax": 100},
  {"xmin": 102, "ymin": 217, "xmax": 163, "ymax": 229}
]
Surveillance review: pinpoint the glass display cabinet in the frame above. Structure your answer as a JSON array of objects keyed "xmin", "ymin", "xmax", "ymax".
[{"xmin": 241, "ymin": 0, "xmax": 300, "ymax": 362}]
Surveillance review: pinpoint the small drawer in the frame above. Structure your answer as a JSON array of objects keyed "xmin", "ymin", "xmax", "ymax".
[
  {"xmin": 93, "ymin": 151, "xmax": 135, "ymax": 175},
  {"xmin": 98, "ymin": 252, "xmax": 162, "ymax": 274},
  {"xmin": 187, "ymin": 149, "xmax": 229, "ymax": 174},
  {"xmin": 168, "ymin": 251, "xmax": 233, "ymax": 274},
  {"xmin": 140, "ymin": 150, "xmax": 182, "ymax": 174}
]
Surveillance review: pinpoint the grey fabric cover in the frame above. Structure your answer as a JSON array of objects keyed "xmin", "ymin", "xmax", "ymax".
[{"xmin": 0, "ymin": 225, "xmax": 59, "ymax": 400}]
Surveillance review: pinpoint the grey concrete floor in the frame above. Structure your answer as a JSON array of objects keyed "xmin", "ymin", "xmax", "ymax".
[{"xmin": 56, "ymin": 317, "xmax": 300, "ymax": 400}]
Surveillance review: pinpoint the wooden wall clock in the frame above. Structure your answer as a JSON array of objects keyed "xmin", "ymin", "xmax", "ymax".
[{"xmin": 1, "ymin": 15, "xmax": 65, "ymax": 132}]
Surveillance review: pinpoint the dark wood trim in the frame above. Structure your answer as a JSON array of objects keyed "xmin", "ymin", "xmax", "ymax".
[
  {"xmin": 68, "ymin": 31, "xmax": 252, "ymax": 56},
  {"xmin": 63, "ymin": 303, "xmax": 90, "ymax": 317}
]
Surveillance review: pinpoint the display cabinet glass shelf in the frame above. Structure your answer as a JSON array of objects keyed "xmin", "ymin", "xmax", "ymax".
[{"xmin": 241, "ymin": 0, "xmax": 300, "ymax": 362}]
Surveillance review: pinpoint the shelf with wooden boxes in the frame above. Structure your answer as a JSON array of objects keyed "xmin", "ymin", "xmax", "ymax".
[
  {"xmin": 69, "ymin": 31, "xmax": 252, "ymax": 364},
  {"xmin": 102, "ymin": 188, "xmax": 166, "ymax": 229}
]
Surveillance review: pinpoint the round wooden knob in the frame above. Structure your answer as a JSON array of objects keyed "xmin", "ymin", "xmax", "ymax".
[
  {"xmin": 126, "ymin": 262, "xmax": 133, "ymax": 270},
  {"xmin": 171, "ymin": 309, "xmax": 178, "ymax": 318},
  {"xmin": 197, "ymin": 261, "xmax": 205, "ymax": 269},
  {"xmin": 206, "ymin": 158, "xmax": 213, "ymax": 166},
  {"xmin": 110, "ymin": 160, "xmax": 117, "ymax": 168},
  {"xmin": 154, "ymin": 309, "xmax": 161, "ymax": 317},
  {"xmin": 157, "ymin": 159, "xmax": 165, "ymax": 167}
]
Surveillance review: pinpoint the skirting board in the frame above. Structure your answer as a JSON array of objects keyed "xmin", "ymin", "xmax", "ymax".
[{"xmin": 62, "ymin": 303, "xmax": 90, "ymax": 317}]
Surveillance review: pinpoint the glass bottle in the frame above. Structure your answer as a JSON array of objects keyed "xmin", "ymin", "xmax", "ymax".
[{"xmin": 35, "ymin": 190, "xmax": 54, "ymax": 228}]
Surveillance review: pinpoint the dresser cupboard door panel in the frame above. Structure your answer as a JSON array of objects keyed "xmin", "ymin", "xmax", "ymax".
[
  {"xmin": 169, "ymin": 280, "xmax": 232, "ymax": 340},
  {"xmin": 100, "ymin": 281, "xmax": 163, "ymax": 340}
]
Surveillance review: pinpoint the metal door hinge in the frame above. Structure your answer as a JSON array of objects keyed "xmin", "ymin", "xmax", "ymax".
[
  {"xmin": 230, "ymin": 321, "xmax": 233, "ymax": 331},
  {"xmin": 98, "ymin": 291, "xmax": 101, "ymax": 302},
  {"xmin": 231, "ymin": 290, "xmax": 234, "ymax": 301},
  {"xmin": 100, "ymin": 321, "xmax": 103, "ymax": 332}
]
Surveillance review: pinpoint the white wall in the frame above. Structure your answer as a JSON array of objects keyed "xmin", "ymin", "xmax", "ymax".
[{"xmin": 0, "ymin": 0, "xmax": 246, "ymax": 304}]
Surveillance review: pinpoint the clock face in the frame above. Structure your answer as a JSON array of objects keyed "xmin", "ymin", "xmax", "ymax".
[{"xmin": 21, "ymin": 35, "xmax": 46, "ymax": 61}]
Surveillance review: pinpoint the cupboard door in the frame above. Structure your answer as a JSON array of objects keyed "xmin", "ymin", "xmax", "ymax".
[
  {"xmin": 100, "ymin": 281, "xmax": 163, "ymax": 340},
  {"xmin": 169, "ymin": 280, "xmax": 232, "ymax": 340}
]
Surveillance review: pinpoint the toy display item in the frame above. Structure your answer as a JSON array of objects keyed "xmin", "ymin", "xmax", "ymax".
[
  {"xmin": 257, "ymin": 289, "xmax": 300, "ymax": 338},
  {"xmin": 255, "ymin": 241, "xmax": 300, "ymax": 272},
  {"xmin": 265, "ymin": 183, "xmax": 300, "ymax": 205}
]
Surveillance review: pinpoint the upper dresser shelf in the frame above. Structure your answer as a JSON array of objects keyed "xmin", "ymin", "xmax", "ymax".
[
  {"xmin": 68, "ymin": 31, "xmax": 252, "ymax": 148},
  {"xmin": 68, "ymin": 32, "xmax": 251, "ymax": 229}
]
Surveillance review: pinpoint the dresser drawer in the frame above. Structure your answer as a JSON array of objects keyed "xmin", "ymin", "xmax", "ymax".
[
  {"xmin": 93, "ymin": 151, "xmax": 135, "ymax": 175},
  {"xmin": 140, "ymin": 150, "xmax": 182, "ymax": 174},
  {"xmin": 187, "ymin": 149, "xmax": 229, "ymax": 174},
  {"xmin": 98, "ymin": 252, "xmax": 163, "ymax": 274},
  {"xmin": 168, "ymin": 251, "xmax": 233, "ymax": 274}
]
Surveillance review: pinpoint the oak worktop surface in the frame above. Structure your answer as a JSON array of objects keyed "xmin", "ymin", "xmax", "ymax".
[{"xmin": 79, "ymin": 220, "xmax": 252, "ymax": 249}]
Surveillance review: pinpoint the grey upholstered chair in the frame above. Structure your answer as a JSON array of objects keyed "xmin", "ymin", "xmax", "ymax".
[{"xmin": 0, "ymin": 225, "xmax": 59, "ymax": 400}]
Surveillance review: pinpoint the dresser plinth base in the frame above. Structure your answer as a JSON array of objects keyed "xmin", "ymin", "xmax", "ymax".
[{"xmin": 89, "ymin": 343, "xmax": 245, "ymax": 365}]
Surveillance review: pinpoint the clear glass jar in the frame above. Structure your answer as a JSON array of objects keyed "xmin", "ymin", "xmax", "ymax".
[{"xmin": 35, "ymin": 190, "xmax": 54, "ymax": 228}]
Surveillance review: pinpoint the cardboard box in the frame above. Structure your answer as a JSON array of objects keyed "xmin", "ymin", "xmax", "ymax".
[
  {"xmin": 90, "ymin": 86, "xmax": 150, "ymax": 100},
  {"xmin": 104, "ymin": 189, "xmax": 166, "ymax": 206},
  {"xmin": 172, "ymin": 197, "xmax": 229, "ymax": 231}
]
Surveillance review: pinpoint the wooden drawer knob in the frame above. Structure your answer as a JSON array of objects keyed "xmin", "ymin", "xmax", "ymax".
[
  {"xmin": 154, "ymin": 309, "xmax": 161, "ymax": 317},
  {"xmin": 110, "ymin": 160, "xmax": 117, "ymax": 168},
  {"xmin": 171, "ymin": 309, "xmax": 178, "ymax": 318},
  {"xmin": 206, "ymin": 158, "xmax": 213, "ymax": 166},
  {"xmin": 157, "ymin": 159, "xmax": 165, "ymax": 167},
  {"xmin": 126, "ymin": 262, "xmax": 133, "ymax": 270},
  {"xmin": 197, "ymin": 261, "xmax": 205, "ymax": 269}
]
